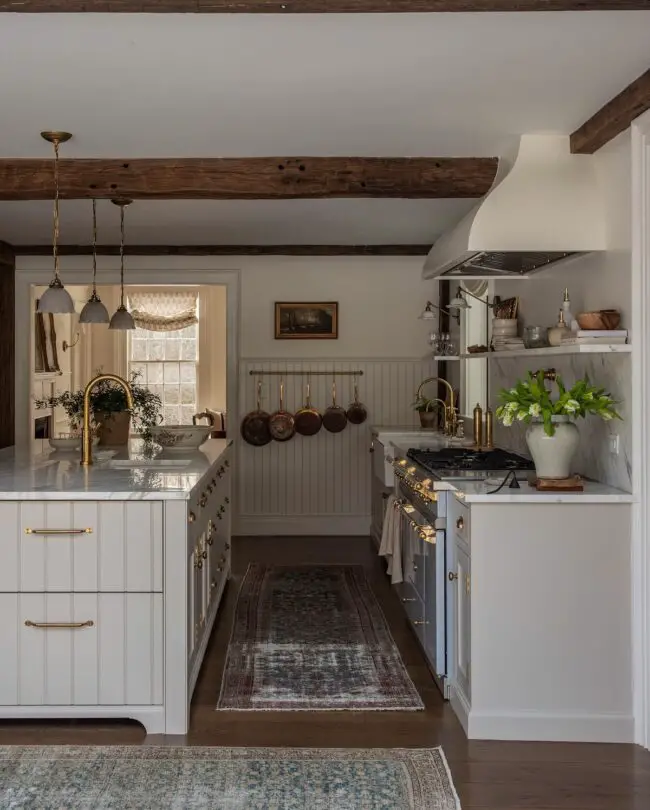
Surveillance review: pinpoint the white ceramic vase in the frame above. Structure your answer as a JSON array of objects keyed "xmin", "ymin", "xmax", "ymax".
[{"xmin": 525, "ymin": 415, "xmax": 580, "ymax": 479}]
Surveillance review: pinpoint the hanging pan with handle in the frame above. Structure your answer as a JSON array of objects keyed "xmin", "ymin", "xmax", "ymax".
[
  {"xmin": 240, "ymin": 380, "xmax": 272, "ymax": 447},
  {"xmin": 268, "ymin": 379, "xmax": 296, "ymax": 442},
  {"xmin": 346, "ymin": 376, "xmax": 368, "ymax": 425},
  {"xmin": 294, "ymin": 381, "xmax": 322, "ymax": 436},
  {"xmin": 322, "ymin": 379, "xmax": 348, "ymax": 434}
]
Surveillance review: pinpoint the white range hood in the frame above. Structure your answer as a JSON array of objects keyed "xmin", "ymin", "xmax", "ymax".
[{"xmin": 423, "ymin": 134, "xmax": 607, "ymax": 280}]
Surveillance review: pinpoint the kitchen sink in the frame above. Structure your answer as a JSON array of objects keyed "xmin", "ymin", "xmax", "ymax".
[{"xmin": 106, "ymin": 459, "xmax": 192, "ymax": 470}]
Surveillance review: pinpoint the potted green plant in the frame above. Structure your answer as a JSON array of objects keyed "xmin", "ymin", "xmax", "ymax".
[
  {"xmin": 35, "ymin": 370, "xmax": 163, "ymax": 446},
  {"xmin": 495, "ymin": 371, "xmax": 621, "ymax": 479},
  {"xmin": 412, "ymin": 394, "xmax": 443, "ymax": 429}
]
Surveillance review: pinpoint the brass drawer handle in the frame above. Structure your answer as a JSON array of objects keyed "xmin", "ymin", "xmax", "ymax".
[
  {"xmin": 25, "ymin": 620, "xmax": 94, "ymax": 629},
  {"xmin": 456, "ymin": 517, "xmax": 464, "ymax": 530},
  {"xmin": 466, "ymin": 574, "xmax": 471, "ymax": 595},
  {"xmin": 401, "ymin": 597, "xmax": 416, "ymax": 603},
  {"xmin": 188, "ymin": 511, "xmax": 196, "ymax": 523},
  {"xmin": 412, "ymin": 620, "xmax": 426, "ymax": 626},
  {"xmin": 25, "ymin": 528, "xmax": 92, "ymax": 536},
  {"xmin": 448, "ymin": 571, "xmax": 459, "ymax": 582}
]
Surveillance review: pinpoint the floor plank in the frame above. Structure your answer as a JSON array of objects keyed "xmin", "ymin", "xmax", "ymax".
[{"xmin": 0, "ymin": 535, "xmax": 648, "ymax": 810}]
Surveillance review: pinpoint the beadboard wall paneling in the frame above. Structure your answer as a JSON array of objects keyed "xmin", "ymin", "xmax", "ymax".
[{"xmin": 237, "ymin": 358, "xmax": 435, "ymax": 535}]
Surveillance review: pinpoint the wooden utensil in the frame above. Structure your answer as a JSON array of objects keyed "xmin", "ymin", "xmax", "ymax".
[
  {"xmin": 268, "ymin": 379, "xmax": 296, "ymax": 442},
  {"xmin": 346, "ymin": 377, "xmax": 368, "ymax": 425},
  {"xmin": 294, "ymin": 382, "xmax": 322, "ymax": 436},
  {"xmin": 322, "ymin": 380, "xmax": 347, "ymax": 434},
  {"xmin": 240, "ymin": 380, "xmax": 271, "ymax": 447}
]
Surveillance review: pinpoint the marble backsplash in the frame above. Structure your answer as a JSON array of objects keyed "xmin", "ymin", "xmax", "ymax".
[{"xmin": 489, "ymin": 353, "xmax": 632, "ymax": 492}]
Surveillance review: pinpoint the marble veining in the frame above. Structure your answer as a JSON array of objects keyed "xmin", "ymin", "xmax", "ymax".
[
  {"xmin": 490, "ymin": 354, "xmax": 632, "ymax": 492},
  {"xmin": 0, "ymin": 439, "xmax": 229, "ymax": 500}
]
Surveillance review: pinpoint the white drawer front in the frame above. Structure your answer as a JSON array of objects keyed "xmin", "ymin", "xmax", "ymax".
[
  {"xmin": 0, "ymin": 501, "xmax": 163, "ymax": 592},
  {"xmin": 0, "ymin": 592, "xmax": 163, "ymax": 706}
]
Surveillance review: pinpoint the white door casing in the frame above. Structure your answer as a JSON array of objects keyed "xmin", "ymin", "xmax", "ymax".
[{"xmin": 631, "ymin": 109, "xmax": 650, "ymax": 750}]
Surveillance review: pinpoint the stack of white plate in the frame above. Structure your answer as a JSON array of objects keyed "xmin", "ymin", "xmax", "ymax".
[{"xmin": 491, "ymin": 318, "xmax": 519, "ymax": 351}]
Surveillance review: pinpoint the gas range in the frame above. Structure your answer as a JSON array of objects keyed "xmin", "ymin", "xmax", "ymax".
[{"xmin": 406, "ymin": 447, "xmax": 535, "ymax": 481}]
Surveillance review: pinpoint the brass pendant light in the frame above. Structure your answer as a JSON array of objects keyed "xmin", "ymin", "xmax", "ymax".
[
  {"xmin": 37, "ymin": 131, "xmax": 75, "ymax": 314},
  {"xmin": 79, "ymin": 199, "xmax": 110, "ymax": 324},
  {"xmin": 108, "ymin": 197, "xmax": 135, "ymax": 331}
]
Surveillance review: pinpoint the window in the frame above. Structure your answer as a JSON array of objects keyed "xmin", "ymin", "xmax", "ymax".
[{"xmin": 127, "ymin": 291, "xmax": 199, "ymax": 426}]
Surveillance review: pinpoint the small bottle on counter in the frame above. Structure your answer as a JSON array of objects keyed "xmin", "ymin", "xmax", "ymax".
[
  {"xmin": 484, "ymin": 407, "xmax": 494, "ymax": 449},
  {"xmin": 562, "ymin": 288, "xmax": 579, "ymax": 333},
  {"xmin": 548, "ymin": 309, "xmax": 571, "ymax": 347},
  {"xmin": 473, "ymin": 403, "xmax": 483, "ymax": 448}
]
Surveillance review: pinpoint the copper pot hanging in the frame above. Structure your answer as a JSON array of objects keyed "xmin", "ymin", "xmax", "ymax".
[
  {"xmin": 240, "ymin": 380, "xmax": 272, "ymax": 447},
  {"xmin": 294, "ymin": 382, "xmax": 322, "ymax": 436},
  {"xmin": 268, "ymin": 379, "xmax": 296, "ymax": 442},
  {"xmin": 346, "ymin": 376, "xmax": 368, "ymax": 425},
  {"xmin": 322, "ymin": 379, "xmax": 348, "ymax": 434}
]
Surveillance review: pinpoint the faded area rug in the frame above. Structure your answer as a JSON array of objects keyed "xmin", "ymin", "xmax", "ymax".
[
  {"xmin": 0, "ymin": 746, "xmax": 460, "ymax": 809},
  {"xmin": 217, "ymin": 564, "xmax": 424, "ymax": 711}
]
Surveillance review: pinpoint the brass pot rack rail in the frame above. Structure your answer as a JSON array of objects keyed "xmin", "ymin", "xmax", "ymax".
[{"xmin": 248, "ymin": 370, "xmax": 363, "ymax": 376}]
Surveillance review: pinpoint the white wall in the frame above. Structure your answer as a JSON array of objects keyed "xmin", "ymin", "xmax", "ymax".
[{"xmin": 489, "ymin": 130, "xmax": 632, "ymax": 490}]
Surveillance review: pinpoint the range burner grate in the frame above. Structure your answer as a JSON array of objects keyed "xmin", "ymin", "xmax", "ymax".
[{"xmin": 407, "ymin": 447, "xmax": 535, "ymax": 474}]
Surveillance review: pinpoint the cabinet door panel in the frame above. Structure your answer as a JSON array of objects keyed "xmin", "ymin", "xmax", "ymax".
[{"xmin": 455, "ymin": 542, "xmax": 471, "ymax": 703}]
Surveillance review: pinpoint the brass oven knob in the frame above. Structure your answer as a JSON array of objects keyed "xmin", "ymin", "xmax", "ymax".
[
  {"xmin": 206, "ymin": 536, "xmax": 213, "ymax": 546},
  {"xmin": 195, "ymin": 557, "xmax": 203, "ymax": 570},
  {"xmin": 200, "ymin": 494, "xmax": 207, "ymax": 507},
  {"xmin": 448, "ymin": 571, "xmax": 458, "ymax": 582},
  {"xmin": 456, "ymin": 517, "xmax": 464, "ymax": 530}
]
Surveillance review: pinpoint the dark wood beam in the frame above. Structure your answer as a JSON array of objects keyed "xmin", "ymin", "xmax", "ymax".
[
  {"xmin": 0, "ymin": 241, "xmax": 15, "ymax": 450},
  {"xmin": 0, "ymin": 157, "xmax": 496, "ymax": 201},
  {"xmin": 13, "ymin": 244, "xmax": 431, "ymax": 256},
  {"xmin": 571, "ymin": 67, "xmax": 650, "ymax": 154},
  {"xmin": 1, "ymin": 1, "xmax": 648, "ymax": 12}
]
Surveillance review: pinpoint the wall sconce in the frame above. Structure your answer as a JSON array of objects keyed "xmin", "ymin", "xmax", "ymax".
[
  {"xmin": 418, "ymin": 300, "xmax": 460, "ymax": 326},
  {"xmin": 62, "ymin": 332, "xmax": 80, "ymax": 352}
]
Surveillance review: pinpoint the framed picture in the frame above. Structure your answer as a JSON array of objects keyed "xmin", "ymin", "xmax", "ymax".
[
  {"xmin": 274, "ymin": 302, "xmax": 339, "ymax": 340},
  {"xmin": 34, "ymin": 306, "xmax": 61, "ymax": 374}
]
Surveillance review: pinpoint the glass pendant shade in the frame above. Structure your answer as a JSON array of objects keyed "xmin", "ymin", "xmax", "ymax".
[
  {"xmin": 109, "ymin": 304, "xmax": 135, "ymax": 331},
  {"xmin": 37, "ymin": 278, "xmax": 75, "ymax": 314},
  {"xmin": 448, "ymin": 295, "xmax": 471, "ymax": 311},
  {"xmin": 418, "ymin": 302, "xmax": 437, "ymax": 320},
  {"xmin": 79, "ymin": 292, "xmax": 109, "ymax": 324}
]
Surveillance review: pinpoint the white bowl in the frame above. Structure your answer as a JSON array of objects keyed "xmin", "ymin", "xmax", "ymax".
[
  {"xmin": 49, "ymin": 436, "xmax": 80, "ymax": 451},
  {"xmin": 149, "ymin": 425, "xmax": 213, "ymax": 452}
]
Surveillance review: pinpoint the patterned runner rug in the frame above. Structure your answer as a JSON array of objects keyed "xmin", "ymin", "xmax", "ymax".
[
  {"xmin": 0, "ymin": 746, "xmax": 460, "ymax": 809},
  {"xmin": 217, "ymin": 565, "xmax": 424, "ymax": 711}
]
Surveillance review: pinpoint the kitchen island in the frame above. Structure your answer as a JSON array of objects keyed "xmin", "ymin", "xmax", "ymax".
[
  {"xmin": 385, "ymin": 436, "xmax": 633, "ymax": 743},
  {"xmin": 0, "ymin": 438, "xmax": 232, "ymax": 735}
]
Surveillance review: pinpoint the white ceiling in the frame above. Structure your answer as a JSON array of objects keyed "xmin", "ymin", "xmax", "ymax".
[{"xmin": 1, "ymin": 11, "xmax": 649, "ymax": 244}]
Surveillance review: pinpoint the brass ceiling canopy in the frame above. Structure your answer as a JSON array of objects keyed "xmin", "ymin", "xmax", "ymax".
[{"xmin": 40, "ymin": 131, "xmax": 72, "ymax": 145}]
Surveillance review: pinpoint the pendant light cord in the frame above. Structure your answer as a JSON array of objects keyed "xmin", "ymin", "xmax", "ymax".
[
  {"xmin": 119, "ymin": 203, "xmax": 126, "ymax": 307},
  {"xmin": 91, "ymin": 198, "xmax": 98, "ymax": 295},
  {"xmin": 52, "ymin": 138, "xmax": 60, "ymax": 282}
]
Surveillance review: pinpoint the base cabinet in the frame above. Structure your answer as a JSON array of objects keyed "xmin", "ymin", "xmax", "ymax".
[{"xmin": 453, "ymin": 540, "xmax": 471, "ymax": 705}]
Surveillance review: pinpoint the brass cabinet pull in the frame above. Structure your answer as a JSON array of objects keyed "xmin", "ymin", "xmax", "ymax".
[
  {"xmin": 401, "ymin": 597, "xmax": 416, "ymax": 603},
  {"xmin": 466, "ymin": 574, "xmax": 471, "ymax": 595},
  {"xmin": 412, "ymin": 620, "xmax": 427, "ymax": 626},
  {"xmin": 188, "ymin": 511, "xmax": 196, "ymax": 524},
  {"xmin": 456, "ymin": 516, "xmax": 464, "ymax": 530},
  {"xmin": 25, "ymin": 528, "xmax": 92, "ymax": 536},
  {"xmin": 25, "ymin": 620, "xmax": 94, "ymax": 629},
  {"xmin": 448, "ymin": 571, "xmax": 459, "ymax": 582}
]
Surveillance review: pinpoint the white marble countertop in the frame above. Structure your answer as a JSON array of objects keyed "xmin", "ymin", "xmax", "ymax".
[
  {"xmin": 0, "ymin": 439, "xmax": 230, "ymax": 501},
  {"xmin": 389, "ymin": 440, "xmax": 633, "ymax": 504}
]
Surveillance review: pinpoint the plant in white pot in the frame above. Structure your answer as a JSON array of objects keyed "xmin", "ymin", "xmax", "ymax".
[{"xmin": 495, "ymin": 371, "xmax": 621, "ymax": 480}]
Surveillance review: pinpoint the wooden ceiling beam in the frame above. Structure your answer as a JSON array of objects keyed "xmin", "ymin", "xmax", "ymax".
[
  {"xmin": 571, "ymin": 67, "xmax": 650, "ymax": 154},
  {"xmin": 12, "ymin": 244, "xmax": 431, "ymax": 256},
  {"xmin": 2, "ymin": 1, "xmax": 648, "ymax": 11},
  {"xmin": 0, "ymin": 157, "xmax": 497, "ymax": 200}
]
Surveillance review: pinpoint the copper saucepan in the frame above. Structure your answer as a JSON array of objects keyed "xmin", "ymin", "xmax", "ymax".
[
  {"xmin": 322, "ymin": 380, "xmax": 347, "ymax": 434},
  {"xmin": 346, "ymin": 376, "xmax": 368, "ymax": 425},
  {"xmin": 240, "ymin": 380, "xmax": 271, "ymax": 447},
  {"xmin": 268, "ymin": 380, "xmax": 296, "ymax": 442},
  {"xmin": 294, "ymin": 382, "xmax": 322, "ymax": 436}
]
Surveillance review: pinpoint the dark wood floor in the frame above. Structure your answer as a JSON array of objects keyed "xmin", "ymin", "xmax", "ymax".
[{"xmin": 1, "ymin": 535, "xmax": 649, "ymax": 809}]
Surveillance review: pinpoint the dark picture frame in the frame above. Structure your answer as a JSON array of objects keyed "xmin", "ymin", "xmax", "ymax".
[
  {"xmin": 34, "ymin": 305, "xmax": 61, "ymax": 373},
  {"xmin": 274, "ymin": 302, "xmax": 339, "ymax": 340}
]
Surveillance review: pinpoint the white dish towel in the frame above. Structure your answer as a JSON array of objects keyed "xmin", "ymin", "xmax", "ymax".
[{"xmin": 379, "ymin": 494, "xmax": 403, "ymax": 584}]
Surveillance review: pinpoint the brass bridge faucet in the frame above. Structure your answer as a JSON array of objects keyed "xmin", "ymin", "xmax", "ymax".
[
  {"xmin": 81, "ymin": 373, "xmax": 134, "ymax": 466},
  {"xmin": 416, "ymin": 376, "xmax": 458, "ymax": 436}
]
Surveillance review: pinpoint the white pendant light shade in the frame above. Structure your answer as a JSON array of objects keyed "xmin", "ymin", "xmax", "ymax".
[
  {"xmin": 79, "ymin": 292, "xmax": 109, "ymax": 324},
  {"xmin": 418, "ymin": 302, "xmax": 437, "ymax": 320},
  {"xmin": 448, "ymin": 295, "xmax": 471, "ymax": 311},
  {"xmin": 37, "ymin": 278, "xmax": 75, "ymax": 314},
  {"xmin": 109, "ymin": 304, "xmax": 135, "ymax": 331}
]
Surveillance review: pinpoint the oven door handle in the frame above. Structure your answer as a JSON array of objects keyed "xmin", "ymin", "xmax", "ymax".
[{"xmin": 394, "ymin": 499, "xmax": 436, "ymax": 544}]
